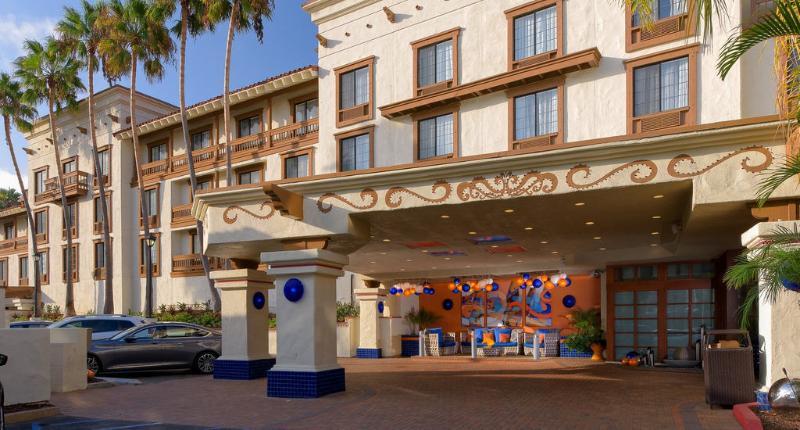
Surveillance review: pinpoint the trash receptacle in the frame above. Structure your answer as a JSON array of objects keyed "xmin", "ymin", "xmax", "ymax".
[{"xmin": 703, "ymin": 329, "xmax": 755, "ymax": 407}]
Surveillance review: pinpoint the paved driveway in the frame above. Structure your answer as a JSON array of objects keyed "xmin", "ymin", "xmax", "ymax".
[{"xmin": 31, "ymin": 358, "xmax": 737, "ymax": 430}]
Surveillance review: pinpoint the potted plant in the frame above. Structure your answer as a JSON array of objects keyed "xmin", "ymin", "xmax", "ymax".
[
  {"xmin": 563, "ymin": 308, "xmax": 605, "ymax": 361},
  {"xmin": 336, "ymin": 301, "xmax": 360, "ymax": 357},
  {"xmin": 401, "ymin": 308, "xmax": 441, "ymax": 356}
]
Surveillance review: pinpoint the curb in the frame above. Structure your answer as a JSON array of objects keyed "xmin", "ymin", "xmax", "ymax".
[
  {"xmin": 5, "ymin": 405, "xmax": 59, "ymax": 424},
  {"xmin": 732, "ymin": 402, "xmax": 763, "ymax": 430}
]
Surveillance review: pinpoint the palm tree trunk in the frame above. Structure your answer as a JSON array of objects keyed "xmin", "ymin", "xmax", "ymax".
[
  {"xmin": 4, "ymin": 115, "xmax": 41, "ymax": 318},
  {"xmin": 48, "ymin": 87, "xmax": 75, "ymax": 316},
  {"xmin": 87, "ymin": 54, "xmax": 114, "ymax": 314},
  {"xmin": 223, "ymin": 0, "xmax": 239, "ymax": 187},
  {"xmin": 179, "ymin": 1, "xmax": 219, "ymax": 312},
  {"xmin": 128, "ymin": 54, "xmax": 153, "ymax": 318}
]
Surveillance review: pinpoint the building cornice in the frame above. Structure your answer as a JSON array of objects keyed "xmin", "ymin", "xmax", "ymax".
[{"xmin": 303, "ymin": 0, "xmax": 381, "ymax": 25}]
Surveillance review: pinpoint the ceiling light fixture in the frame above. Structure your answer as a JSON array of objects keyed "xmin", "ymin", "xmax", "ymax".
[
  {"xmin": 440, "ymin": 215, "xmax": 450, "ymax": 219},
  {"xmin": 599, "ymin": 247, "xmax": 607, "ymax": 251},
  {"xmin": 540, "ymin": 240, "xmax": 549, "ymax": 244},
  {"xmin": 653, "ymin": 194, "xmax": 664, "ymax": 199},
  {"xmin": 524, "ymin": 227, "xmax": 533, "ymax": 231},
  {"xmin": 382, "ymin": 239, "xmax": 391, "ymax": 242},
  {"xmin": 585, "ymin": 221, "xmax": 595, "ymax": 225},
  {"xmin": 574, "ymin": 202, "xmax": 585, "ymax": 206},
  {"xmin": 651, "ymin": 231, "xmax": 660, "ymax": 235},
  {"xmin": 551, "ymin": 251, "xmax": 559, "ymax": 254},
  {"xmin": 504, "ymin": 209, "xmax": 515, "ymax": 213},
  {"xmin": 593, "ymin": 236, "xmax": 602, "ymax": 240},
  {"xmin": 652, "ymin": 215, "xmax": 662, "ymax": 219},
  {"xmin": 468, "ymin": 231, "xmax": 477, "ymax": 235}
]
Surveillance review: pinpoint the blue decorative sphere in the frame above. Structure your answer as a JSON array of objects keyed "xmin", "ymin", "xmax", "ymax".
[
  {"xmin": 491, "ymin": 282, "xmax": 499, "ymax": 291},
  {"xmin": 428, "ymin": 287, "xmax": 435, "ymax": 295},
  {"xmin": 453, "ymin": 288, "xmax": 461, "ymax": 294},
  {"xmin": 389, "ymin": 287, "xmax": 398, "ymax": 295},
  {"xmin": 522, "ymin": 273, "xmax": 531, "ymax": 281},
  {"xmin": 454, "ymin": 278, "xmax": 461, "ymax": 285},
  {"xmin": 378, "ymin": 301, "xmax": 384, "ymax": 314},
  {"xmin": 562, "ymin": 295, "xmax": 576, "ymax": 308},
  {"xmin": 565, "ymin": 277, "xmax": 572, "ymax": 287},
  {"xmin": 533, "ymin": 279, "xmax": 543, "ymax": 288},
  {"xmin": 283, "ymin": 278, "xmax": 304, "ymax": 302},
  {"xmin": 543, "ymin": 291, "xmax": 552, "ymax": 299},
  {"xmin": 252, "ymin": 292, "xmax": 266, "ymax": 310},
  {"xmin": 782, "ymin": 279, "xmax": 800, "ymax": 292},
  {"xmin": 461, "ymin": 284, "xmax": 470, "ymax": 292},
  {"xmin": 520, "ymin": 283, "xmax": 527, "ymax": 290},
  {"xmin": 442, "ymin": 298, "xmax": 453, "ymax": 310}
]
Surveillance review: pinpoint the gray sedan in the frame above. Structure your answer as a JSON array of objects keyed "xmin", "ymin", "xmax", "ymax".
[{"xmin": 88, "ymin": 322, "xmax": 221, "ymax": 375}]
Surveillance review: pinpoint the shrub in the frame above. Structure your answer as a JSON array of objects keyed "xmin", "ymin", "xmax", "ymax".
[
  {"xmin": 336, "ymin": 301, "xmax": 359, "ymax": 322},
  {"xmin": 563, "ymin": 308, "xmax": 604, "ymax": 353},
  {"xmin": 404, "ymin": 308, "xmax": 441, "ymax": 335}
]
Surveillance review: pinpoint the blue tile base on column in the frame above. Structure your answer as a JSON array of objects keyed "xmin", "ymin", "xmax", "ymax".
[
  {"xmin": 356, "ymin": 348, "xmax": 382, "ymax": 359},
  {"xmin": 267, "ymin": 368, "xmax": 346, "ymax": 398},
  {"xmin": 213, "ymin": 358, "xmax": 276, "ymax": 380}
]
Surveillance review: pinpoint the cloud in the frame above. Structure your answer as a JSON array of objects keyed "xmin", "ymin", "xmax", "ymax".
[
  {"xmin": 0, "ymin": 14, "xmax": 57, "ymax": 71},
  {"xmin": 0, "ymin": 168, "xmax": 26, "ymax": 192}
]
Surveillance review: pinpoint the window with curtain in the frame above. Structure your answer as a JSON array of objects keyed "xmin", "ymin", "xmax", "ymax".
[
  {"xmin": 418, "ymin": 40, "xmax": 453, "ymax": 88},
  {"xmin": 97, "ymin": 148, "xmax": 110, "ymax": 179},
  {"xmin": 62, "ymin": 159, "xmax": 76, "ymax": 174},
  {"xmin": 514, "ymin": 5, "xmax": 557, "ymax": 61},
  {"xmin": 633, "ymin": 56, "xmax": 688, "ymax": 117},
  {"xmin": 62, "ymin": 245, "xmax": 77, "ymax": 280},
  {"xmin": 144, "ymin": 188, "xmax": 159, "ymax": 217},
  {"xmin": 149, "ymin": 143, "xmax": 168, "ymax": 162},
  {"xmin": 418, "ymin": 113, "xmax": 454, "ymax": 160},
  {"xmin": 238, "ymin": 116, "xmax": 260, "ymax": 138},
  {"xmin": 632, "ymin": 0, "xmax": 687, "ymax": 26},
  {"xmin": 340, "ymin": 66, "xmax": 370, "ymax": 109},
  {"xmin": 3, "ymin": 223, "xmax": 13, "ymax": 240},
  {"xmin": 34, "ymin": 170, "xmax": 46, "ymax": 194},
  {"xmin": 190, "ymin": 130, "xmax": 211, "ymax": 151},
  {"xmin": 237, "ymin": 169, "xmax": 260, "ymax": 185},
  {"xmin": 34, "ymin": 211, "xmax": 47, "ymax": 235},
  {"xmin": 284, "ymin": 154, "xmax": 309, "ymax": 179},
  {"xmin": 294, "ymin": 99, "xmax": 319, "ymax": 122},
  {"xmin": 19, "ymin": 256, "xmax": 28, "ymax": 281},
  {"xmin": 514, "ymin": 88, "xmax": 558, "ymax": 141},
  {"xmin": 37, "ymin": 251, "xmax": 48, "ymax": 281},
  {"xmin": 0, "ymin": 259, "xmax": 6, "ymax": 284},
  {"xmin": 340, "ymin": 133, "xmax": 370, "ymax": 171},
  {"xmin": 191, "ymin": 231, "xmax": 201, "ymax": 254},
  {"xmin": 63, "ymin": 203, "xmax": 77, "ymax": 234},
  {"xmin": 94, "ymin": 241, "xmax": 105, "ymax": 270}
]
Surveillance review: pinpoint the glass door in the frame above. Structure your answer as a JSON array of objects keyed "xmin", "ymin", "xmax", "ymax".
[
  {"xmin": 666, "ymin": 288, "xmax": 714, "ymax": 359},
  {"xmin": 613, "ymin": 290, "xmax": 659, "ymax": 359}
]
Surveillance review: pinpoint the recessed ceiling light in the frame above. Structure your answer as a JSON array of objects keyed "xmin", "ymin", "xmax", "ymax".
[
  {"xmin": 504, "ymin": 209, "xmax": 515, "ymax": 213},
  {"xmin": 421, "ymin": 250, "xmax": 428, "ymax": 253},
  {"xmin": 593, "ymin": 236, "xmax": 602, "ymax": 240},
  {"xmin": 574, "ymin": 202, "xmax": 585, "ymax": 206},
  {"xmin": 491, "ymin": 245, "xmax": 499, "ymax": 248},
  {"xmin": 380, "ymin": 252, "xmax": 387, "ymax": 255},
  {"xmin": 444, "ymin": 257, "xmax": 451, "ymax": 261},
  {"xmin": 599, "ymin": 247, "xmax": 607, "ymax": 251},
  {"xmin": 382, "ymin": 239, "xmax": 391, "ymax": 242},
  {"xmin": 507, "ymin": 254, "xmax": 513, "ymax": 257},
  {"xmin": 650, "ymin": 243, "xmax": 658, "ymax": 247},
  {"xmin": 524, "ymin": 227, "xmax": 533, "ymax": 231},
  {"xmin": 653, "ymin": 194, "xmax": 664, "ymax": 199},
  {"xmin": 465, "ymin": 265, "xmax": 471, "ymax": 268},
  {"xmin": 652, "ymin": 215, "xmax": 662, "ymax": 219},
  {"xmin": 468, "ymin": 231, "xmax": 477, "ymax": 235},
  {"xmin": 585, "ymin": 221, "xmax": 595, "ymax": 225},
  {"xmin": 651, "ymin": 231, "xmax": 660, "ymax": 235},
  {"xmin": 400, "ymin": 268, "xmax": 405, "ymax": 271},
  {"xmin": 440, "ymin": 214, "xmax": 450, "ymax": 219},
  {"xmin": 551, "ymin": 251, "xmax": 559, "ymax": 254},
  {"xmin": 540, "ymin": 240, "xmax": 549, "ymax": 244},
  {"xmin": 406, "ymin": 259, "xmax": 413, "ymax": 262},
  {"xmin": 370, "ymin": 261, "xmax": 376, "ymax": 264},
  {"xmin": 516, "ymin": 260, "xmax": 523, "ymax": 263}
]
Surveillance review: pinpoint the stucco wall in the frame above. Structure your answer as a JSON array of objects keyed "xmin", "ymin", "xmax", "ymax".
[{"xmin": 0, "ymin": 328, "xmax": 50, "ymax": 405}]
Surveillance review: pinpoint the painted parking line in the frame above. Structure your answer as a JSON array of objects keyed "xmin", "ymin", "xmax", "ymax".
[{"xmin": 9, "ymin": 416, "xmax": 234, "ymax": 430}]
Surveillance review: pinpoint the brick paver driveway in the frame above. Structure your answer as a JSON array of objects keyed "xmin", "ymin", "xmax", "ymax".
[{"xmin": 43, "ymin": 357, "xmax": 737, "ymax": 430}]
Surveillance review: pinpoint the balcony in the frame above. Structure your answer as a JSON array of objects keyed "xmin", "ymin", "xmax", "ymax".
[
  {"xmin": 139, "ymin": 118, "xmax": 319, "ymax": 183},
  {"xmin": 171, "ymin": 254, "xmax": 226, "ymax": 277},
  {"xmin": 34, "ymin": 171, "xmax": 90, "ymax": 204},
  {"xmin": 171, "ymin": 204, "xmax": 195, "ymax": 228},
  {"xmin": 0, "ymin": 236, "xmax": 28, "ymax": 256}
]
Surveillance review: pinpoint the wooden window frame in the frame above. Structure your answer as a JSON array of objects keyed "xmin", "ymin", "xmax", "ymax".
[
  {"xmin": 139, "ymin": 233, "xmax": 161, "ymax": 278},
  {"xmin": 2, "ymin": 222, "xmax": 14, "ymax": 241},
  {"xmin": 94, "ymin": 145, "xmax": 112, "ymax": 188},
  {"xmin": 290, "ymin": 94, "xmax": 319, "ymax": 123},
  {"xmin": 61, "ymin": 243, "xmax": 79, "ymax": 283},
  {"xmin": 93, "ymin": 192, "xmax": 112, "ymax": 235},
  {"xmin": 235, "ymin": 109, "xmax": 263, "ymax": 139},
  {"xmin": 507, "ymin": 76, "xmax": 565, "ymax": 150},
  {"xmin": 61, "ymin": 155, "xmax": 78, "ymax": 173},
  {"xmin": 281, "ymin": 147, "xmax": 315, "ymax": 179},
  {"xmin": 147, "ymin": 139, "xmax": 170, "ymax": 163},
  {"xmin": 34, "ymin": 208, "xmax": 48, "ymax": 245},
  {"xmin": 625, "ymin": 2, "xmax": 695, "ymax": 52},
  {"xmin": 37, "ymin": 249, "xmax": 49, "ymax": 285},
  {"xmin": 93, "ymin": 238, "xmax": 109, "ymax": 280},
  {"xmin": 412, "ymin": 105, "xmax": 460, "ymax": 162},
  {"xmin": 189, "ymin": 124, "xmax": 214, "ymax": 151},
  {"xmin": 140, "ymin": 184, "xmax": 161, "ymax": 229},
  {"xmin": 18, "ymin": 254, "xmax": 29, "ymax": 286},
  {"xmin": 626, "ymin": 44, "xmax": 699, "ymax": 135},
  {"xmin": 62, "ymin": 201, "xmax": 79, "ymax": 241},
  {"xmin": 235, "ymin": 164, "xmax": 265, "ymax": 186},
  {"xmin": 334, "ymin": 56, "xmax": 375, "ymax": 128},
  {"xmin": 505, "ymin": 0, "xmax": 563, "ymax": 71},
  {"xmin": 33, "ymin": 166, "xmax": 49, "ymax": 197},
  {"xmin": 411, "ymin": 28, "xmax": 461, "ymax": 97},
  {"xmin": 191, "ymin": 174, "xmax": 218, "ymax": 196},
  {"xmin": 0, "ymin": 257, "xmax": 7, "ymax": 287},
  {"xmin": 335, "ymin": 125, "xmax": 375, "ymax": 172}
]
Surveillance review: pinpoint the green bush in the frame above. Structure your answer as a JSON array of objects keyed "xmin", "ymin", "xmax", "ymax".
[
  {"xmin": 563, "ymin": 308, "xmax": 604, "ymax": 353},
  {"xmin": 336, "ymin": 301, "xmax": 359, "ymax": 322}
]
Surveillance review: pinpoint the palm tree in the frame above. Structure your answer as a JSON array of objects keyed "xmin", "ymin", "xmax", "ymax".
[
  {"xmin": 57, "ymin": 0, "xmax": 116, "ymax": 314},
  {"xmin": 0, "ymin": 73, "xmax": 41, "ymax": 317},
  {"xmin": 15, "ymin": 38, "xmax": 84, "ymax": 317},
  {"xmin": 205, "ymin": 0, "xmax": 274, "ymax": 186},
  {"xmin": 622, "ymin": 0, "xmax": 727, "ymax": 37},
  {"xmin": 98, "ymin": 0, "xmax": 174, "ymax": 317},
  {"xmin": 161, "ymin": 0, "xmax": 221, "ymax": 311}
]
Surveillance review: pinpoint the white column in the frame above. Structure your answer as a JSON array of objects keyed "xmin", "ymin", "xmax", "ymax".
[
  {"xmin": 355, "ymin": 287, "xmax": 386, "ymax": 358},
  {"xmin": 211, "ymin": 269, "xmax": 275, "ymax": 380},
  {"xmin": 263, "ymin": 249, "xmax": 347, "ymax": 398}
]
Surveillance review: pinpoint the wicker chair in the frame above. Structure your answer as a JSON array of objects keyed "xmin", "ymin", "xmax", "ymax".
[
  {"xmin": 424, "ymin": 328, "xmax": 458, "ymax": 356},
  {"xmin": 524, "ymin": 329, "xmax": 561, "ymax": 357},
  {"xmin": 475, "ymin": 327, "xmax": 522, "ymax": 356}
]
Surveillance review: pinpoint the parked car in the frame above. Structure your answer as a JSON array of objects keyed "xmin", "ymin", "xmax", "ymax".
[
  {"xmin": 10, "ymin": 320, "xmax": 52, "ymax": 328},
  {"xmin": 88, "ymin": 322, "xmax": 221, "ymax": 375},
  {"xmin": 49, "ymin": 315, "xmax": 149, "ymax": 340}
]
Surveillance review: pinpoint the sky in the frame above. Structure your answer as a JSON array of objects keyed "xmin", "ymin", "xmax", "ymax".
[{"xmin": 0, "ymin": 0, "xmax": 318, "ymax": 191}]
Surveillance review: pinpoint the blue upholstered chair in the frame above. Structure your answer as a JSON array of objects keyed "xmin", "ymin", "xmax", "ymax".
[{"xmin": 423, "ymin": 328, "xmax": 458, "ymax": 356}]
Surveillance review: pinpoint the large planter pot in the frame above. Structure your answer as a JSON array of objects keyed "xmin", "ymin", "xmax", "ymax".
[
  {"xmin": 401, "ymin": 335, "xmax": 420, "ymax": 357},
  {"xmin": 590, "ymin": 342, "xmax": 605, "ymax": 362}
]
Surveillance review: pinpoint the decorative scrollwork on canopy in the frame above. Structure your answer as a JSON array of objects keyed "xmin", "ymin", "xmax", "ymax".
[
  {"xmin": 222, "ymin": 201, "xmax": 275, "ymax": 224},
  {"xmin": 385, "ymin": 180, "xmax": 452, "ymax": 208},
  {"xmin": 667, "ymin": 146, "xmax": 773, "ymax": 178},
  {"xmin": 316, "ymin": 188, "xmax": 379, "ymax": 213},
  {"xmin": 456, "ymin": 171, "xmax": 558, "ymax": 202},
  {"xmin": 566, "ymin": 160, "xmax": 658, "ymax": 190}
]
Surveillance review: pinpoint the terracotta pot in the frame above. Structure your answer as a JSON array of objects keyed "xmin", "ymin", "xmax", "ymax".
[{"xmin": 590, "ymin": 342, "xmax": 604, "ymax": 362}]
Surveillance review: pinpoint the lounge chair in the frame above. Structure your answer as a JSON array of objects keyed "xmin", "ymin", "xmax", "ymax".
[
  {"xmin": 524, "ymin": 328, "xmax": 561, "ymax": 357},
  {"xmin": 424, "ymin": 328, "xmax": 458, "ymax": 356},
  {"xmin": 475, "ymin": 327, "xmax": 522, "ymax": 356}
]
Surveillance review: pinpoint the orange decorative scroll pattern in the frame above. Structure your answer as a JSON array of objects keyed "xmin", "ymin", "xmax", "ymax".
[
  {"xmin": 317, "ymin": 188, "xmax": 379, "ymax": 213},
  {"xmin": 566, "ymin": 160, "xmax": 658, "ymax": 190},
  {"xmin": 223, "ymin": 201, "xmax": 275, "ymax": 224},
  {"xmin": 456, "ymin": 171, "xmax": 558, "ymax": 202},
  {"xmin": 385, "ymin": 180, "xmax": 452, "ymax": 208},
  {"xmin": 667, "ymin": 146, "xmax": 773, "ymax": 178}
]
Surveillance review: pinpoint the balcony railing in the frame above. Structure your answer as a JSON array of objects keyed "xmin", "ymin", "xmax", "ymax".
[
  {"xmin": 171, "ymin": 254, "xmax": 226, "ymax": 276},
  {"xmin": 0, "ymin": 236, "xmax": 28, "ymax": 255},
  {"xmin": 171, "ymin": 204, "xmax": 195, "ymax": 228},
  {"xmin": 140, "ymin": 118, "xmax": 319, "ymax": 182},
  {"xmin": 34, "ymin": 171, "xmax": 90, "ymax": 204}
]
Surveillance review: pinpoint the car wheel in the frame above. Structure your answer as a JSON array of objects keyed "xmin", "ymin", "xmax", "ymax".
[
  {"xmin": 87, "ymin": 354, "xmax": 101, "ymax": 374},
  {"xmin": 194, "ymin": 351, "xmax": 217, "ymax": 374}
]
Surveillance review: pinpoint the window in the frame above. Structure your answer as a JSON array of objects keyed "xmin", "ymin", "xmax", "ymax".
[
  {"xmin": 37, "ymin": 250, "xmax": 49, "ymax": 284},
  {"xmin": 336, "ymin": 127, "xmax": 374, "ymax": 172},
  {"xmin": 94, "ymin": 240, "xmax": 106, "ymax": 280},
  {"xmin": 236, "ymin": 167, "xmax": 262, "ymax": 185},
  {"xmin": 94, "ymin": 194, "xmax": 112, "ymax": 234},
  {"xmin": 335, "ymin": 57, "xmax": 374, "ymax": 127},
  {"xmin": 34, "ymin": 168, "xmax": 47, "ymax": 195},
  {"xmin": 3, "ymin": 223, "xmax": 13, "ymax": 240},
  {"xmin": 282, "ymin": 149, "xmax": 312, "ymax": 179},
  {"xmin": 144, "ymin": 187, "xmax": 159, "ymax": 218},
  {"xmin": 190, "ymin": 230, "xmax": 201, "ymax": 254},
  {"xmin": 95, "ymin": 147, "xmax": 110, "ymax": 186},
  {"xmin": 62, "ymin": 157, "xmax": 77, "ymax": 174},
  {"xmin": 63, "ymin": 202, "xmax": 78, "ymax": 239},
  {"xmin": 506, "ymin": 0, "xmax": 562, "ymax": 70},
  {"xmin": 190, "ymin": 129, "xmax": 211, "ymax": 151},
  {"xmin": 412, "ymin": 29, "xmax": 459, "ymax": 96},
  {"xmin": 294, "ymin": 98, "xmax": 318, "ymax": 123},
  {"xmin": 62, "ymin": 244, "xmax": 78, "ymax": 282},
  {"xmin": 627, "ymin": 0, "xmax": 693, "ymax": 51},
  {"xmin": 0, "ymin": 259, "xmax": 7, "ymax": 286},
  {"xmin": 164, "ymin": 325, "xmax": 209, "ymax": 338},
  {"xmin": 139, "ymin": 234, "xmax": 161, "ymax": 277},
  {"xmin": 195, "ymin": 177, "xmax": 212, "ymax": 192},
  {"xmin": 149, "ymin": 142, "xmax": 168, "ymax": 162},
  {"xmin": 626, "ymin": 46, "xmax": 697, "ymax": 133},
  {"xmin": 237, "ymin": 115, "xmax": 260, "ymax": 138},
  {"xmin": 19, "ymin": 256, "xmax": 28, "ymax": 285},
  {"xmin": 508, "ymin": 78, "xmax": 564, "ymax": 150},
  {"xmin": 34, "ymin": 209, "xmax": 48, "ymax": 243},
  {"xmin": 632, "ymin": 0, "xmax": 686, "ymax": 26},
  {"xmin": 415, "ymin": 111, "xmax": 457, "ymax": 161}
]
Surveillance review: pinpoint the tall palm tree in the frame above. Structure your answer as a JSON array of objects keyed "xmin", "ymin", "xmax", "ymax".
[
  {"xmin": 623, "ymin": 0, "xmax": 727, "ymax": 37},
  {"xmin": 161, "ymin": 0, "xmax": 221, "ymax": 311},
  {"xmin": 0, "ymin": 73, "xmax": 40, "ymax": 317},
  {"xmin": 15, "ymin": 38, "xmax": 84, "ymax": 317},
  {"xmin": 98, "ymin": 0, "xmax": 174, "ymax": 317},
  {"xmin": 57, "ymin": 0, "xmax": 116, "ymax": 314},
  {"xmin": 205, "ymin": 0, "xmax": 274, "ymax": 186}
]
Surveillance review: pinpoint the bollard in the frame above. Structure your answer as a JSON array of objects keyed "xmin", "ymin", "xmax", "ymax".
[
  {"xmin": 533, "ymin": 330, "xmax": 541, "ymax": 360},
  {"xmin": 419, "ymin": 330, "xmax": 425, "ymax": 357},
  {"xmin": 471, "ymin": 331, "xmax": 477, "ymax": 359}
]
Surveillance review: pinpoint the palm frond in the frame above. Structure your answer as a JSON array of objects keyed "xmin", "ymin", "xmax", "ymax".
[{"xmin": 755, "ymin": 152, "xmax": 800, "ymax": 205}]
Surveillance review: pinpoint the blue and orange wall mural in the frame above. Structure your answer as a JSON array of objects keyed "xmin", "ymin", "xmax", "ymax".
[{"xmin": 418, "ymin": 274, "xmax": 600, "ymax": 333}]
